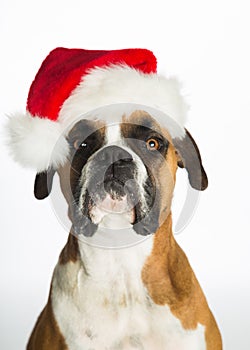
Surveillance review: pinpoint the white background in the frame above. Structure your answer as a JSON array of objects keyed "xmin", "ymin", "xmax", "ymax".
[{"xmin": 1, "ymin": 0, "xmax": 250, "ymax": 349}]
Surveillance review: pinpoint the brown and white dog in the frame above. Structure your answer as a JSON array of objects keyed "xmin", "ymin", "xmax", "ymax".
[
  {"xmin": 27, "ymin": 107, "xmax": 222, "ymax": 350},
  {"xmin": 6, "ymin": 47, "xmax": 222, "ymax": 349}
]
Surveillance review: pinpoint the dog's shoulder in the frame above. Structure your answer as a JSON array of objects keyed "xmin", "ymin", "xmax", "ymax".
[{"xmin": 27, "ymin": 298, "xmax": 67, "ymax": 350}]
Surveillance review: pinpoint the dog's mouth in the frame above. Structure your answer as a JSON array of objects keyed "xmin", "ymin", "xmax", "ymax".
[
  {"xmin": 87, "ymin": 177, "xmax": 138, "ymax": 227},
  {"xmin": 72, "ymin": 175, "xmax": 149, "ymax": 237},
  {"xmin": 90, "ymin": 193, "xmax": 135, "ymax": 228}
]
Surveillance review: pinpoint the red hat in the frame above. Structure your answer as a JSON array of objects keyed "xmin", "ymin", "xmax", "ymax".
[
  {"xmin": 7, "ymin": 47, "xmax": 188, "ymax": 172},
  {"xmin": 28, "ymin": 48, "xmax": 157, "ymax": 121}
]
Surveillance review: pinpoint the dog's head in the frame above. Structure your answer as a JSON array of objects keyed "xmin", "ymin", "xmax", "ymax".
[{"xmin": 34, "ymin": 109, "xmax": 207, "ymax": 238}]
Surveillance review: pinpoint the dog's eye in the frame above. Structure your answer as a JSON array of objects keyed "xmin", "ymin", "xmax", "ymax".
[
  {"xmin": 73, "ymin": 140, "xmax": 87, "ymax": 150},
  {"xmin": 146, "ymin": 138, "xmax": 160, "ymax": 151}
]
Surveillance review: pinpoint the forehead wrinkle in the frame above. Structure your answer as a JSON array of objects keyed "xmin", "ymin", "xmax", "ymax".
[
  {"xmin": 121, "ymin": 110, "xmax": 174, "ymax": 145},
  {"xmin": 120, "ymin": 121, "xmax": 171, "ymax": 146},
  {"xmin": 122, "ymin": 110, "xmax": 162, "ymax": 132}
]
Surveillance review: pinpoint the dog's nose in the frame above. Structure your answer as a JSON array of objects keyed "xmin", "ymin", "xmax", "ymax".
[{"xmin": 96, "ymin": 146, "xmax": 133, "ymax": 165}]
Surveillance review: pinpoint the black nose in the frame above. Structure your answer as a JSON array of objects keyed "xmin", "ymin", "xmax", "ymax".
[
  {"xmin": 97, "ymin": 146, "xmax": 135, "ymax": 193},
  {"xmin": 95, "ymin": 146, "xmax": 133, "ymax": 165}
]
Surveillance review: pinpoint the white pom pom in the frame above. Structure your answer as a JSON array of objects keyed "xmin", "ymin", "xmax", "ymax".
[{"xmin": 6, "ymin": 112, "xmax": 69, "ymax": 172}]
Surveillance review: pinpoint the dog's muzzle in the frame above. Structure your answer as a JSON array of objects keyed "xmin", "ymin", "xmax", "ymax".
[
  {"xmin": 93, "ymin": 145, "xmax": 136, "ymax": 199},
  {"xmin": 72, "ymin": 145, "xmax": 159, "ymax": 237}
]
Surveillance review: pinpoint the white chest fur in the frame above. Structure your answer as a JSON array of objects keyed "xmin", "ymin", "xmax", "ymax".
[{"xmin": 51, "ymin": 235, "xmax": 206, "ymax": 350}]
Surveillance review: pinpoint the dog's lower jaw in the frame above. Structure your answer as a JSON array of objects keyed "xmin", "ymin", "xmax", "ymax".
[
  {"xmin": 72, "ymin": 191, "xmax": 160, "ymax": 237},
  {"xmin": 72, "ymin": 212, "xmax": 159, "ymax": 238}
]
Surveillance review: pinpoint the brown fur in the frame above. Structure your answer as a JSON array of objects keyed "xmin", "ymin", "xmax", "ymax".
[
  {"xmin": 27, "ymin": 295, "xmax": 67, "ymax": 350},
  {"xmin": 142, "ymin": 215, "xmax": 222, "ymax": 349},
  {"xmin": 59, "ymin": 232, "xmax": 79, "ymax": 265}
]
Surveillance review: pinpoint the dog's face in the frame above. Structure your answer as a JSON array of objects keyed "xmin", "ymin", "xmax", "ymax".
[
  {"xmin": 34, "ymin": 109, "xmax": 207, "ymax": 239},
  {"xmin": 66, "ymin": 110, "xmax": 178, "ymax": 237}
]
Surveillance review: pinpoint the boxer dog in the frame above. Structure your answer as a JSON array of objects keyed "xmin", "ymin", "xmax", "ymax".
[{"xmin": 27, "ymin": 107, "xmax": 222, "ymax": 350}]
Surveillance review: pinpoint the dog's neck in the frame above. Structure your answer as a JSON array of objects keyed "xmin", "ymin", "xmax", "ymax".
[
  {"xmin": 77, "ymin": 236, "xmax": 153, "ymax": 284},
  {"xmin": 58, "ymin": 213, "xmax": 175, "ymax": 286},
  {"xmin": 54, "ymin": 218, "xmax": 171, "ymax": 311}
]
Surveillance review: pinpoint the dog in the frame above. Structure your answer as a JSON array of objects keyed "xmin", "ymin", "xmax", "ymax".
[
  {"xmin": 7, "ymin": 47, "xmax": 222, "ymax": 349},
  {"xmin": 26, "ymin": 107, "xmax": 222, "ymax": 349}
]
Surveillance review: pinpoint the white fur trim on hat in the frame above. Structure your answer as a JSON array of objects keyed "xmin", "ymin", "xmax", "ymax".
[
  {"xmin": 59, "ymin": 65, "xmax": 189, "ymax": 131},
  {"xmin": 6, "ymin": 112, "xmax": 69, "ymax": 173}
]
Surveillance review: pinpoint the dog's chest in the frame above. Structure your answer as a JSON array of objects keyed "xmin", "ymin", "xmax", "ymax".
[{"xmin": 52, "ymin": 237, "xmax": 206, "ymax": 350}]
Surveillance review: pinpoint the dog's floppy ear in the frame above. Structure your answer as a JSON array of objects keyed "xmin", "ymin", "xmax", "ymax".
[
  {"xmin": 34, "ymin": 168, "xmax": 56, "ymax": 199},
  {"xmin": 173, "ymin": 129, "xmax": 208, "ymax": 191}
]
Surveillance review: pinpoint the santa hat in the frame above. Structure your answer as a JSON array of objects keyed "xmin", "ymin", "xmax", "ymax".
[{"xmin": 7, "ymin": 47, "xmax": 188, "ymax": 172}]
